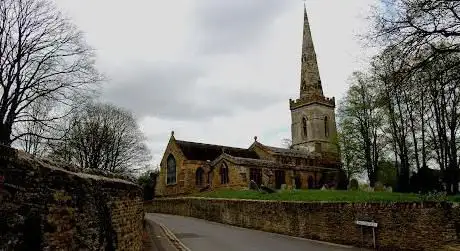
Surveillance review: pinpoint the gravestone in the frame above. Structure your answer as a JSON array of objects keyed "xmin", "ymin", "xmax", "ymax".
[
  {"xmin": 249, "ymin": 180, "xmax": 259, "ymax": 191},
  {"xmin": 260, "ymin": 184, "xmax": 276, "ymax": 194},
  {"xmin": 199, "ymin": 184, "xmax": 210, "ymax": 192}
]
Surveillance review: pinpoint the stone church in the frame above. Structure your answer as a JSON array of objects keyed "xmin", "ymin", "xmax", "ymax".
[{"xmin": 157, "ymin": 7, "xmax": 341, "ymax": 196}]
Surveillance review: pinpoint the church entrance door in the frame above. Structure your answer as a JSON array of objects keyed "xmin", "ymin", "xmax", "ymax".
[
  {"xmin": 308, "ymin": 176, "xmax": 314, "ymax": 189},
  {"xmin": 295, "ymin": 175, "xmax": 302, "ymax": 189},
  {"xmin": 275, "ymin": 170, "xmax": 285, "ymax": 189}
]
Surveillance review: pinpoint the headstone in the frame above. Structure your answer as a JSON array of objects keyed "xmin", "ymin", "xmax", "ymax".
[
  {"xmin": 321, "ymin": 185, "xmax": 327, "ymax": 190},
  {"xmin": 385, "ymin": 186, "xmax": 393, "ymax": 192},
  {"xmin": 260, "ymin": 185, "xmax": 276, "ymax": 194},
  {"xmin": 199, "ymin": 184, "xmax": 210, "ymax": 192},
  {"xmin": 280, "ymin": 184, "xmax": 287, "ymax": 190},
  {"xmin": 249, "ymin": 180, "xmax": 259, "ymax": 191},
  {"xmin": 374, "ymin": 182, "xmax": 385, "ymax": 192},
  {"xmin": 349, "ymin": 178, "xmax": 359, "ymax": 191}
]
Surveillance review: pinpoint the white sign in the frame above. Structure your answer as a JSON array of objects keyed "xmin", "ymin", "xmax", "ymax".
[{"xmin": 355, "ymin": 220, "xmax": 378, "ymax": 228}]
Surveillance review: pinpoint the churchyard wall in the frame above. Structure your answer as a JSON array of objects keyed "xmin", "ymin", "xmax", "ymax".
[
  {"xmin": 0, "ymin": 145, "xmax": 144, "ymax": 250},
  {"xmin": 145, "ymin": 197, "xmax": 459, "ymax": 250}
]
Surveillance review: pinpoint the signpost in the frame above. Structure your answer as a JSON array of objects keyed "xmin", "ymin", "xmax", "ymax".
[{"xmin": 355, "ymin": 220, "xmax": 378, "ymax": 249}]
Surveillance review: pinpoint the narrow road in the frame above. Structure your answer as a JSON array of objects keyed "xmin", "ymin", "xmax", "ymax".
[{"xmin": 146, "ymin": 213, "xmax": 363, "ymax": 251}]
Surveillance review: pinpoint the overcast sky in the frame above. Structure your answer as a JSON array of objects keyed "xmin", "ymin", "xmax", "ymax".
[{"xmin": 55, "ymin": 0, "xmax": 379, "ymax": 167}]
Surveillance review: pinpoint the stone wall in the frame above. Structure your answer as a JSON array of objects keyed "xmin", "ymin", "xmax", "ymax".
[
  {"xmin": 145, "ymin": 198, "xmax": 459, "ymax": 251},
  {"xmin": 0, "ymin": 145, "xmax": 144, "ymax": 250}
]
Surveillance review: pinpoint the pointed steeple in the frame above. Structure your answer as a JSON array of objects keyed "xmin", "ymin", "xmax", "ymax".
[{"xmin": 300, "ymin": 4, "xmax": 323, "ymax": 98}]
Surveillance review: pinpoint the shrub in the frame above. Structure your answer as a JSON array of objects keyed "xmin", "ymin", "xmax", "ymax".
[{"xmin": 418, "ymin": 191, "xmax": 448, "ymax": 202}]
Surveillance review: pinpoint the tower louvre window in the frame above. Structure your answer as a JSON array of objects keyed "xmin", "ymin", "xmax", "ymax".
[
  {"xmin": 324, "ymin": 116, "xmax": 329, "ymax": 137},
  {"xmin": 302, "ymin": 117, "xmax": 308, "ymax": 139}
]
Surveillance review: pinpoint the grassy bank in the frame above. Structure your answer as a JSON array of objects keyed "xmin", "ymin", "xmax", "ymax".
[{"xmin": 190, "ymin": 189, "xmax": 460, "ymax": 203}]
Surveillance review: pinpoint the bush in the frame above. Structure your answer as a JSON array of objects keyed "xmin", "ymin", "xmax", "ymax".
[
  {"xmin": 336, "ymin": 169, "xmax": 349, "ymax": 190},
  {"xmin": 418, "ymin": 191, "xmax": 448, "ymax": 202},
  {"xmin": 349, "ymin": 179, "xmax": 359, "ymax": 191}
]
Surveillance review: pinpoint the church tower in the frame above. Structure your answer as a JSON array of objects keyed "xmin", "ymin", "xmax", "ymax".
[{"xmin": 289, "ymin": 5, "xmax": 338, "ymax": 157}]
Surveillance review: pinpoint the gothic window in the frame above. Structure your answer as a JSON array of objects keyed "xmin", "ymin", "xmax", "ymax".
[
  {"xmin": 207, "ymin": 171, "xmax": 213, "ymax": 185},
  {"xmin": 302, "ymin": 117, "xmax": 308, "ymax": 139},
  {"xmin": 166, "ymin": 154, "xmax": 176, "ymax": 185},
  {"xmin": 324, "ymin": 116, "xmax": 329, "ymax": 138},
  {"xmin": 220, "ymin": 163, "xmax": 229, "ymax": 184},
  {"xmin": 301, "ymin": 80, "xmax": 306, "ymax": 90},
  {"xmin": 196, "ymin": 167, "xmax": 204, "ymax": 187},
  {"xmin": 315, "ymin": 142, "xmax": 322, "ymax": 152},
  {"xmin": 249, "ymin": 168, "xmax": 262, "ymax": 186}
]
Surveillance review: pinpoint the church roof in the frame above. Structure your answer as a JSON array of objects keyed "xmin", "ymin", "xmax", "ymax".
[
  {"xmin": 263, "ymin": 145, "xmax": 320, "ymax": 158},
  {"xmin": 210, "ymin": 153, "xmax": 337, "ymax": 172},
  {"xmin": 252, "ymin": 141, "xmax": 320, "ymax": 159},
  {"xmin": 175, "ymin": 140, "xmax": 259, "ymax": 161}
]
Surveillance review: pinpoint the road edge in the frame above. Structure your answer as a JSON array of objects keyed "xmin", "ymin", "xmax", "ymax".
[
  {"xmin": 152, "ymin": 213, "xmax": 356, "ymax": 250},
  {"xmin": 156, "ymin": 221, "xmax": 192, "ymax": 251}
]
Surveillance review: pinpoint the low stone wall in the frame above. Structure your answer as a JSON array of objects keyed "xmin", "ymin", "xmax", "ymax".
[
  {"xmin": 145, "ymin": 197, "xmax": 459, "ymax": 251},
  {"xmin": 0, "ymin": 146, "xmax": 144, "ymax": 250}
]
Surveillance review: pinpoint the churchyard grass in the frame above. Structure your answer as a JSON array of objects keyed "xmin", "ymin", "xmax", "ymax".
[{"xmin": 191, "ymin": 189, "xmax": 460, "ymax": 202}]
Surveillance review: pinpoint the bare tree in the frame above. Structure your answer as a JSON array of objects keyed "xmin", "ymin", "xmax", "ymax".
[
  {"xmin": 15, "ymin": 97, "xmax": 52, "ymax": 156},
  {"xmin": 372, "ymin": 0, "xmax": 460, "ymax": 60},
  {"xmin": 366, "ymin": 0, "xmax": 460, "ymax": 194},
  {"xmin": 49, "ymin": 102, "xmax": 152, "ymax": 174},
  {"xmin": 0, "ymin": 0, "xmax": 101, "ymax": 146}
]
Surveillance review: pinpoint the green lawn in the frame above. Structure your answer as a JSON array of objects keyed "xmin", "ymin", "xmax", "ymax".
[{"xmin": 190, "ymin": 189, "xmax": 460, "ymax": 203}]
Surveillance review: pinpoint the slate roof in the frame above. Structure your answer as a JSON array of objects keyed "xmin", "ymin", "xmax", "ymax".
[
  {"xmin": 253, "ymin": 142, "xmax": 321, "ymax": 158},
  {"xmin": 210, "ymin": 153, "xmax": 338, "ymax": 171},
  {"xmin": 175, "ymin": 140, "xmax": 259, "ymax": 161}
]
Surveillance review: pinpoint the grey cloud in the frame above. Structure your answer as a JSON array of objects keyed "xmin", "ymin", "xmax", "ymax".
[
  {"xmin": 102, "ymin": 62, "xmax": 282, "ymax": 121},
  {"xmin": 193, "ymin": 0, "xmax": 295, "ymax": 54}
]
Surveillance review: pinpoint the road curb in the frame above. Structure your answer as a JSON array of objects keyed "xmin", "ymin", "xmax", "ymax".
[{"xmin": 157, "ymin": 221, "xmax": 192, "ymax": 251}]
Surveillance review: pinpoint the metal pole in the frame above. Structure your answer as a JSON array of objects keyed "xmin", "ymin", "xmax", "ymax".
[{"xmin": 372, "ymin": 227, "xmax": 376, "ymax": 249}]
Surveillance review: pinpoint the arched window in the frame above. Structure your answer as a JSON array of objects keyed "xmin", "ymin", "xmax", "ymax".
[
  {"xmin": 195, "ymin": 167, "xmax": 204, "ymax": 187},
  {"xmin": 324, "ymin": 116, "xmax": 329, "ymax": 138},
  {"xmin": 166, "ymin": 154, "xmax": 176, "ymax": 185},
  {"xmin": 308, "ymin": 176, "xmax": 314, "ymax": 189},
  {"xmin": 220, "ymin": 163, "xmax": 229, "ymax": 184},
  {"xmin": 302, "ymin": 117, "xmax": 308, "ymax": 139},
  {"xmin": 301, "ymin": 80, "xmax": 306, "ymax": 90}
]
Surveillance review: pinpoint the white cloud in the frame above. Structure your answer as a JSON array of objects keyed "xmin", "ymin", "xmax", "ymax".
[{"xmin": 54, "ymin": 0, "xmax": 378, "ymax": 166}]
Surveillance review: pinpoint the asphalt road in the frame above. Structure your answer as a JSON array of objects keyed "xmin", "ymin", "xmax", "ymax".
[{"xmin": 146, "ymin": 213, "xmax": 363, "ymax": 251}]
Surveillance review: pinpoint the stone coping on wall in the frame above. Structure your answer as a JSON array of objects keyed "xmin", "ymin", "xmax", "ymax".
[
  {"xmin": 150, "ymin": 196, "xmax": 460, "ymax": 207},
  {"xmin": 0, "ymin": 144, "xmax": 138, "ymax": 185}
]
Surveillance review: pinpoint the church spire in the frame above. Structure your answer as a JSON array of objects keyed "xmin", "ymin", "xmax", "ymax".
[{"xmin": 300, "ymin": 4, "xmax": 323, "ymax": 98}]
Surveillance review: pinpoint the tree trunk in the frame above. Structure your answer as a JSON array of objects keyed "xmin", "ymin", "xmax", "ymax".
[{"xmin": 0, "ymin": 123, "xmax": 12, "ymax": 146}]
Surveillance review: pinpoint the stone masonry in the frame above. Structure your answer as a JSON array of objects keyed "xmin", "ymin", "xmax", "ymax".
[
  {"xmin": 145, "ymin": 198, "xmax": 460, "ymax": 251},
  {"xmin": 0, "ymin": 145, "xmax": 144, "ymax": 250}
]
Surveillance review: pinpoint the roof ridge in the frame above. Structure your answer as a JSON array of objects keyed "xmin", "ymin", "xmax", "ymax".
[{"xmin": 175, "ymin": 139, "xmax": 249, "ymax": 150}]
